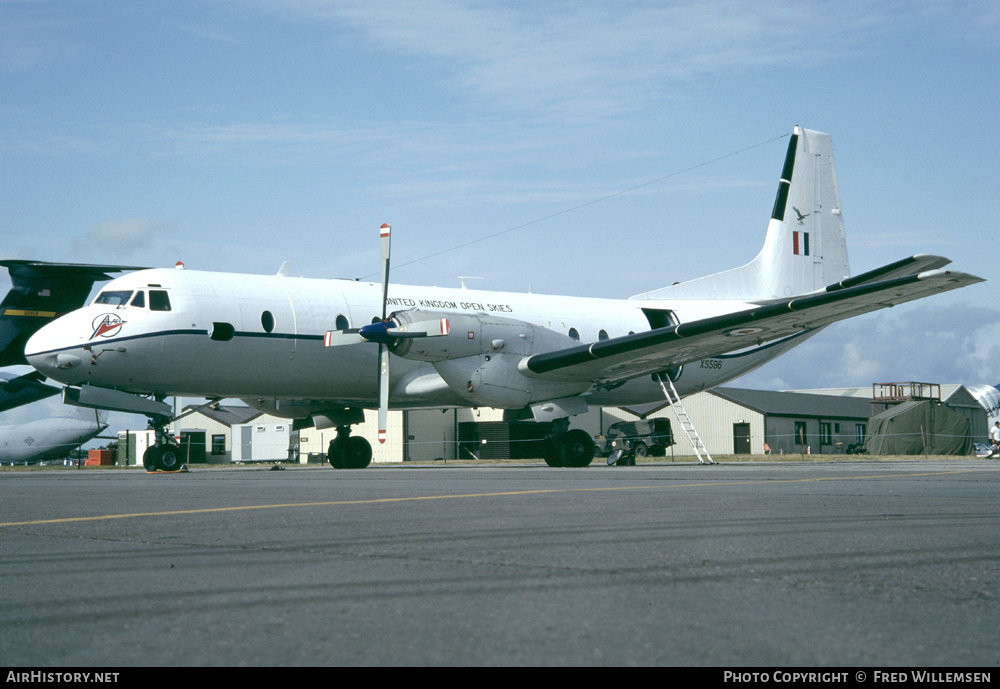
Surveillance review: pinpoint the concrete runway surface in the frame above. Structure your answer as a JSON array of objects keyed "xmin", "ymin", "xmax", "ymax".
[{"xmin": 1, "ymin": 460, "xmax": 998, "ymax": 667}]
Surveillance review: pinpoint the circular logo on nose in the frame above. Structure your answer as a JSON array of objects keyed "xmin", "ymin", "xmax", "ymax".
[{"xmin": 91, "ymin": 313, "xmax": 126, "ymax": 340}]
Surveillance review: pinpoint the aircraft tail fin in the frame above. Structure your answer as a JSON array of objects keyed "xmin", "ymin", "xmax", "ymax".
[{"xmin": 632, "ymin": 126, "xmax": 851, "ymax": 302}]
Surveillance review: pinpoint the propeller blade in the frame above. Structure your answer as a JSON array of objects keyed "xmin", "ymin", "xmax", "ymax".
[
  {"xmin": 378, "ymin": 342, "xmax": 389, "ymax": 444},
  {"xmin": 392, "ymin": 317, "xmax": 450, "ymax": 339},
  {"xmin": 380, "ymin": 223, "xmax": 391, "ymax": 321},
  {"xmin": 324, "ymin": 329, "xmax": 365, "ymax": 347}
]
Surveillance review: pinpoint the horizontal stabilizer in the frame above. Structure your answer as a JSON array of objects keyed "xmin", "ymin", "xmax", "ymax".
[{"xmin": 822, "ymin": 254, "xmax": 950, "ymax": 292}]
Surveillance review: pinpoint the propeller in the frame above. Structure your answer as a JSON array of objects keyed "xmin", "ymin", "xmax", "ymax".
[
  {"xmin": 377, "ymin": 223, "xmax": 393, "ymax": 442},
  {"xmin": 324, "ymin": 224, "xmax": 450, "ymax": 444}
]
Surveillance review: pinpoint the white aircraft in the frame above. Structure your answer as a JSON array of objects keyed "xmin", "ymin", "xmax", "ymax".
[
  {"xmin": 20, "ymin": 127, "xmax": 984, "ymax": 470},
  {"xmin": 0, "ymin": 403, "xmax": 108, "ymax": 464}
]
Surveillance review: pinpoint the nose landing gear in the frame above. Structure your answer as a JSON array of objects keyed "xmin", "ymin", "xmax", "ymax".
[
  {"xmin": 143, "ymin": 441, "xmax": 185, "ymax": 472},
  {"xmin": 142, "ymin": 413, "xmax": 186, "ymax": 472}
]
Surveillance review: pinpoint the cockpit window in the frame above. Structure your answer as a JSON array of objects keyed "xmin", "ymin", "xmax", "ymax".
[
  {"xmin": 130, "ymin": 291, "xmax": 145, "ymax": 308},
  {"xmin": 149, "ymin": 290, "xmax": 171, "ymax": 312},
  {"xmin": 94, "ymin": 290, "xmax": 133, "ymax": 306}
]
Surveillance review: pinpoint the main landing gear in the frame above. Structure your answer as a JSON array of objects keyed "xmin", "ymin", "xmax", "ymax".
[
  {"xmin": 327, "ymin": 426, "xmax": 373, "ymax": 469},
  {"xmin": 542, "ymin": 419, "xmax": 596, "ymax": 468}
]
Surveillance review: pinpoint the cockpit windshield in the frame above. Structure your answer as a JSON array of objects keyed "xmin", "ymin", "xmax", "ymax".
[{"xmin": 94, "ymin": 290, "xmax": 134, "ymax": 306}]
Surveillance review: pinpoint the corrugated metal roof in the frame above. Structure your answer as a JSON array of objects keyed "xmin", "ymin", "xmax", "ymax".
[
  {"xmin": 791, "ymin": 384, "xmax": 971, "ymax": 402},
  {"xmin": 710, "ymin": 387, "xmax": 872, "ymax": 419}
]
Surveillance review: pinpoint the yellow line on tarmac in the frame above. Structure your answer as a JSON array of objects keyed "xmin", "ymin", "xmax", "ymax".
[{"xmin": 0, "ymin": 469, "xmax": 977, "ymax": 528}]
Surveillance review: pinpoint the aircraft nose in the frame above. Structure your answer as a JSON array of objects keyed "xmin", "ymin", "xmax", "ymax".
[{"xmin": 25, "ymin": 320, "xmax": 85, "ymax": 382}]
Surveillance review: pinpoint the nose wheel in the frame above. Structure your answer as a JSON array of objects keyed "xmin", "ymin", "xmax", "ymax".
[
  {"xmin": 142, "ymin": 411, "xmax": 186, "ymax": 472},
  {"xmin": 143, "ymin": 443, "xmax": 185, "ymax": 472}
]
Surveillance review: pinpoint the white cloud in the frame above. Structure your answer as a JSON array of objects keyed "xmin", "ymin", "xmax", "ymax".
[
  {"xmin": 251, "ymin": 0, "xmax": 986, "ymax": 119},
  {"xmin": 72, "ymin": 217, "xmax": 166, "ymax": 257},
  {"xmin": 251, "ymin": 1, "xmax": 849, "ymax": 114},
  {"xmin": 734, "ymin": 302, "xmax": 1000, "ymax": 390}
]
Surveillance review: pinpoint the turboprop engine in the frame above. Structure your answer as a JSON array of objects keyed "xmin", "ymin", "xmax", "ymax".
[
  {"xmin": 385, "ymin": 310, "xmax": 592, "ymax": 409},
  {"xmin": 322, "ymin": 223, "xmax": 595, "ymax": 454}
]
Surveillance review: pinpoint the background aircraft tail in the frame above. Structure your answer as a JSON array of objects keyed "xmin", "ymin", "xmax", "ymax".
[
  {"xmin": 0, "ymin": 260, "xmax": 146, "ymax": 366},
  {"xmin": 632, "ymin": 126, "xmax": 851, "ymax": 302}
]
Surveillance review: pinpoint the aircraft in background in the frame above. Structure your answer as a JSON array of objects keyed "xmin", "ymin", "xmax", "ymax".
[
  {"xmin": 0, "ymin": 370, "xmax": 60, "ymax": 412},
  {"xmin": 968, "ymin": 384, "xmax": 1000, "ymax": 420},
  {"xmin": 17, "ymin": 127, "xmax": 985, "ymax": 470},
  {"xmin": 0, "ymin": 260, "xmax": 145, "ymax": 370},
  {"xmin": 0, "ymin": 393, "xmax": 108, "ymax": 464},
  {"xmin": 0, "ymin": 264, "xmax": 134, "ymax": 463}
]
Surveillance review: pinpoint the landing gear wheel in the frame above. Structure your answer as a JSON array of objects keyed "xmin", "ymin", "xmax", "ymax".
[
  {"xmin": 345, "ymin": 436, "xmax": 372, "ymax": 468},
  {"xmin": 542, "ymin": 440, "xmax": 566, "ymax": 468},
  {"xmin": 143, "ymin": 444, "xmax": 183, "ymax": 472},
  {"xmin": 142, "ymin": 446, "xmax": 160, "ymax": 472},
  {"xmin": 560, "ymin": 429, "xmax": 595, "ymax": 468},
  {"xmin": 328, "ymin": 438, "xmax": 347, "ymax": 469},
  {"xmin": 156, "ymin": 444, "xmax": 184, "ymax": 472},
  {"xmin": 328, "ymin": 436, "xmax": 372, "ymax": 469}
]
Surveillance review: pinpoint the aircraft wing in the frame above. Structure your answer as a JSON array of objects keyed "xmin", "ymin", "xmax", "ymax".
[{"xmin": 524, "ymin": 267, "xmax": 984, "ymax": 384}]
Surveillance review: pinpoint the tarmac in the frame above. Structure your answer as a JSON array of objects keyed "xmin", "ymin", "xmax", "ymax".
[{"xmin": 1, "ymin": 459, "xmax": 998, "ymax": 667}]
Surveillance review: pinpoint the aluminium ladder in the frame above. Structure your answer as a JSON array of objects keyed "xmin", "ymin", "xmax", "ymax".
[{"xmin": 657, "ymin": 376, "xmax": 714, "ymax": 465}]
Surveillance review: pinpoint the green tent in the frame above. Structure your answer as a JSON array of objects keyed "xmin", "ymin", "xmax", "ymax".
[{"xmin": 863, "ymin": 400, "xmax": 972, "ymax": 455}]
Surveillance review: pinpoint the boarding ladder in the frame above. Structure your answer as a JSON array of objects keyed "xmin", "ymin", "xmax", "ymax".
[{"xmin": 657, "ymin": 376, "xmax": 714, "ymax": 465}]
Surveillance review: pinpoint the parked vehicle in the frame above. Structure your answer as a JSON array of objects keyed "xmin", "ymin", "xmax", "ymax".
[{"xmin": 597, "ymin": 419, "xmax": 674, "ymax": 465}]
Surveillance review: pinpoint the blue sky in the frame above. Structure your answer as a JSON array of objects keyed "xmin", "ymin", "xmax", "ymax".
[{"xmin": 1, "ymin": 0, "xmax": 998, "ymax": 415}]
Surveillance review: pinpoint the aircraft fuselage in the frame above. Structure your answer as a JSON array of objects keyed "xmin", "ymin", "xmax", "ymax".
[{"xmin": 24, "ymin": 266, "xmax": 798, "ymax": 415}]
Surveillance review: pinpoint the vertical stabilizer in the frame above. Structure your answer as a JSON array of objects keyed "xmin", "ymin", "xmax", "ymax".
[{"xmin": 632, "ymin": 126, "xmax": 851, "ymax": 301}]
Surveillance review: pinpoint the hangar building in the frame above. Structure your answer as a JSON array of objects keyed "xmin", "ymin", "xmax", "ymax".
[{"xmin": 153, "ymin": 383, "xmax": 985, "ymax": 464}]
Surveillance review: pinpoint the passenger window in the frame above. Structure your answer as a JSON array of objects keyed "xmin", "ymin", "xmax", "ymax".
[
  {"xmin": 149, "ymin": 290, "xmax": 171, "ymax": 312},
  {"xmin": 568, "ymin": 328, "xmax": 580, "ymax": 341},
  {"xmin": 130, "ymin": 291, "xmax": 145, "ymax": 308},
  {"xmin": 336, "ymin": 314, "xmax": 349, "ymax": 330},
  {"xmin": 261, "ymin": 310, "xmax": 275, "ymax": 333},
  {"xmin": 598, "ymin": 329, "xmax": 609, "ymax": 341}
]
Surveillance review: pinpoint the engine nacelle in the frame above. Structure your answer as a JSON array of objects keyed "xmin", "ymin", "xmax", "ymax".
[
  {"xmin": 389, "ymin": 310, "xmax": 591, "ymax": 409},
  {"xmin": 389, "ymin": 311, "xmax": 494, "ymax": 361}
]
